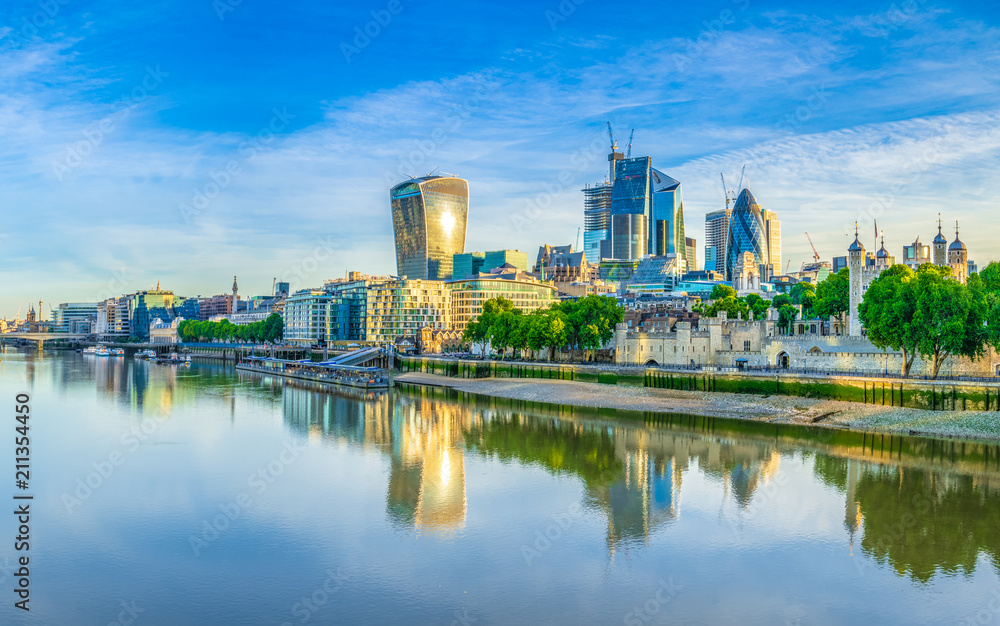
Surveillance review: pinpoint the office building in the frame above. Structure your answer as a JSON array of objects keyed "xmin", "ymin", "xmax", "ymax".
[
  {"xmin": 685, "ymin": 237, "xmax": 697, "ymax": 272},
  {"xmin": 366, "ymin": 279, "xmax": 452, "ymax": 345},
  {"xmin": 724, "ymin": 188, "xmax": 769, "ymax": 281},
  {"xmin": 50, "ymin": 302, "xmax": 98, "ymax": 334},
  {"xmin": 484, "ymin": 250, "xmax": 528, "ymax": 273},
  {"xmin": 198, "ymin": 294, "xmax": 235, "ymax": 320},
  {"xmin": 449, "ymin": 268, "xmax": 557, "ymax": 333},
  {"xmin": 760, "ymin": 209, "xmax": 781, "ymax": 274},
  {"xmin": 608, "ymin": 156, "xmax": 686, "ymax": 263},
  {"xmin": 583, "ymin": 182, "xmax": 613, "ymax": 263},
  {"xmin": 390, "ymin": 174, "xmax": 469, "ymax": 281},
  {"xmin": 650, "ymin": 170, "xmax": 685, "ymax": 260},
  {"xmin": 533, "ymin": 244, "xmax": 596, "ymax": 286},
  {"xmin": 96, "ymin": 296, "xmax": 133, "ymax": 340},
  {"xmin": 704, "ymin": 208, "xmax": 731, "ymax": 274},
  {"xmin": 452, "ymin": 252, "xmax": 485, "ymax": 280},
  {"xmin": 283, "ymin": 289, "xmax": 332, "ymax": 346}
]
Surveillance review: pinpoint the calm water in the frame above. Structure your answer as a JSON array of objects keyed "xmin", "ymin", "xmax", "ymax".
[{"xmin": 1, "ymin": 347, "xmax": 999, "ymax": 625}]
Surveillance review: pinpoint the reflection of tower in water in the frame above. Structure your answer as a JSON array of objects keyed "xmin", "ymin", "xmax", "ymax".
[
  {"xmin": 589, "ymin": 445, "xmax": 682, "ymax": 554},
  {"xmin": 385, "ymin": 396, "xmax": 467, "ymax": 535},
  {"xmin": 281, "ymin": 387, "xmax": 469, "ymax": 535}
]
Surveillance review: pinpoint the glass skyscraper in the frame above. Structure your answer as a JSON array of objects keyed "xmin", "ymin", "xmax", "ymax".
[
  {"xmin": 650, "ymin": 170, "xmax": 685, "ymax": 261},
  {"xmin": 608, "ymin": 157, "xmax": 686, "ymax": 263},
  {"xmin": 390, "ymin": 175, "xmax": 469, "ymax": 281},
  {"xmin": 725, "ymin": 188, "xmax": 769, "ymax": 281},
  {"xmin": 704, "ymin": 208, "xmax": 731, "ymax": 274},
  {"xmin": 582, "ymin": 182, "xmax": 612, "ymax": 263}
]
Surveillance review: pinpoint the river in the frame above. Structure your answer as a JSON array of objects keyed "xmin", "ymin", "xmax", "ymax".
[{"xmin": 0, "ymin": 347, "xmax": 998, "ymax": 625}]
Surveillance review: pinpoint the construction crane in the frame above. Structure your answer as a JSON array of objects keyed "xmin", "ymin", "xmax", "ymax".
[
  {"xmin": 720, "ymin": 173, "xmax": 730, "ymax": 209},
  {"xmin": 606, "ymin": 122, "xmax": 617, "ymax": 152},
  {"xmin": 805, "ymin": 232, "xmax": 821, "ymax": 263},
  {"xmin": 786, "ymin": 259, "xmax": 791, "ymax": 274},
  {"xmin": 626, "ymin": 129, "xmax": 635, "ymax": 158},
  {"xmin": 737, "ymin": 164, "xmax": 746, "ymax": 191}
]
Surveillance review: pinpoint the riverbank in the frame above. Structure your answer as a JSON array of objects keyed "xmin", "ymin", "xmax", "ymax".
[{"xmin": 395, "ymin": 373, "xmax": 1000, "ymax": 442}]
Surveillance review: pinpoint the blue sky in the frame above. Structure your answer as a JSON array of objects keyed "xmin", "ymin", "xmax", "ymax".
[{"xmin": 2, "ymin": 0, "xmax": 1000, "ymax": 317}]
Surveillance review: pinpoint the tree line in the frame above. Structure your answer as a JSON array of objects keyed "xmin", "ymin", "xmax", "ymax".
[
  {"xmin": 859, "ymin": 262, "xmax": 1000, "ymax": 377},
  {"xmin": 462, "ymin": 294, "xmax": 624, "ymax": 360},
  {"xmin": 177, "ymin": 313, "xmax": 284, "ymax": 344},
  {"xmin": 693, "ymin": 280, "xmax": 845, "ymax": 335}
]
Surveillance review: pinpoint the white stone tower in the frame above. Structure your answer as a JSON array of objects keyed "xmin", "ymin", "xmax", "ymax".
[
  {"xmin": 948, "ymin": 221, "xmax": 968, "ymax": 283},
  {"xmin": 848, "ymin": 224, "xmax": 866, "ymax": 337},
  {"xmin": 932, "ymin": 214, "xmax": 947, "ymax": 266}
]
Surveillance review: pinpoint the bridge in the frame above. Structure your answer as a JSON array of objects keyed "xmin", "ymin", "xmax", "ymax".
[{"xmin": 1, "ymin": 332, "xmax": 89, "ymax": 344}]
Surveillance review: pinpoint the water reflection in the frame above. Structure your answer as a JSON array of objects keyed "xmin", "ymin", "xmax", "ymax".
[
  {"xmin": 14, "ymin": 349, "xmax": 999, "ymax": 585},
  {"xmin": 276, "ymin": 380, "xmax": 1000, "ymax": 583}
]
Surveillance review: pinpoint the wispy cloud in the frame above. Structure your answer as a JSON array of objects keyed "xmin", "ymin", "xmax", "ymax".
[{"xmin": 1, "ymin": 3, "xmax": 1000, "ymax": 314}]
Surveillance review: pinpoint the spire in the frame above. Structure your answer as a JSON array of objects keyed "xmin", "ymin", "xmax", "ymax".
[{"xmin": 156, "ymin": 280, "xmax": 160, "ymax": 290}]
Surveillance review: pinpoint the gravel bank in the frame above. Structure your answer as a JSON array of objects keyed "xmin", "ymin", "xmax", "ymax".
[{"xmin": 395, "ymin": 373, "xmax": 1000, "ymax": 441}]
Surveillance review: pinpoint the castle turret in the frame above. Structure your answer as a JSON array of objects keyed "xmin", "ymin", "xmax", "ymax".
[
  {"xmin": 874, "ymin": 232, "xmax": 892, "ymax": 269},
  {"xmin": 848, "ymin": 225, "xmax": 866, "ymax": 337},
  {"xmin": 948, "ymin": 222, "xmax": 968, "ymax": 283},
  {"xmin": 932, "ymin": 214, "xmax": 947, "ymax": 266}
]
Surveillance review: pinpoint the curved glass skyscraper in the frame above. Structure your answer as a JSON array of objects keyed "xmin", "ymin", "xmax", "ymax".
[
  {"xmin": 390, "ymin": 175, "xmax": 469, "ymax": 281},
  {"xmin": 725, "ymin": 188, "xmax": 768, "ymax": 280}
]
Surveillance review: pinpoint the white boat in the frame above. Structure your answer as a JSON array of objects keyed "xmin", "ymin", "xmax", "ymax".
[
  {"xmin": 111, "ymin": 348, "xmax": 125, "ymax": 356},
  {"xmin": 82, "ymin": 346, "xmax": 97, "ymax": 355},
  {"xmin": 94, "ymin": 347, "xmax": 110, "ymax": 357}
]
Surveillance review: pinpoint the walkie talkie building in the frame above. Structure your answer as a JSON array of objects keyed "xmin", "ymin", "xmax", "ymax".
[{"xmin": 390, "ymin": 175, "xmax": 469, "ymax": 281}]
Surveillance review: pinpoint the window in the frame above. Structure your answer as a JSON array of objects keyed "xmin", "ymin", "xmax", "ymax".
[{"xmin": 744, "ymin": 340, "xmax": 751, "ymax": 351}]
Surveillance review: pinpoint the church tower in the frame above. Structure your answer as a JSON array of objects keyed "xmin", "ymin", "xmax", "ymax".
[
  {"xmin": 848, "ymin": 224, "xmax": 866, "ymax": 337},
  {"xmin": 932, "ymin": 214, "xmax": 947, "ymax": 266},
  {"xmin": 948, "ymin": 222, "xmax": 968, "ymax": 283}
]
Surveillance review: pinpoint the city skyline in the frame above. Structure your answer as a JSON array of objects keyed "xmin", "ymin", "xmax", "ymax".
[{"xmin": 3, "ymin": 1, "xmax": 1000, "ymax": 315}]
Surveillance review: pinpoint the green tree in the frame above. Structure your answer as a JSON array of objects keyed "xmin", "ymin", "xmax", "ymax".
[
  {"xmin": 702, "ymin": 296, "xmax": 750, "ymax": 320},
  {"xmin": 859, "ymin": 264, "xmax": 919, "ymax": 376},
  {"xmin": 557, "ymin": 295, "xmax": 624, "ymax": 361},
  {"xmin": 710, "ymin": 284, "xmax": 737, "ymax": 301},
  {"xmin": 777, "ymin": 304, "xmax": 798, "ymax": 334},
  {"xmin": 799, "ymin": 290, "xmax": 817, "ymax": 319},
  {"xmin": 771, "ymin": 293, "xmax": 792, "ymax": 309},
  {"xmin": 815, "ymin": 268, "xmax": 850, "ymax": 333},
  {"xmin": 980, "ymin": 261, "xmax": 1000, "ymax": 350},
  {"xmin": 789, "ymin": 281, "xmax": 816, "ymax": 305},
  {"xmin": 911, "ymin": 264, "xmax": 987, "ymax": 378}
]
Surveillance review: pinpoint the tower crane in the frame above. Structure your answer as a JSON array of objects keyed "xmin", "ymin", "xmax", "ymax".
[
  {"xmin": 626, "ymin": 129, "xmax": 635, "ymax": 158},
  {"xmin": 805, "ymin": 232, "xmax": 821, "ymax": 263},
  {"xmin": 737, "ymin": 164, "xmax": 746, "ymax": 191},
  {"xmin": 720, "ymin": 173, "xmax": 730, "ymax": 209},
  {"xmin": 606, "ymin": 122, "xmax": 617, "ymax": 152}
]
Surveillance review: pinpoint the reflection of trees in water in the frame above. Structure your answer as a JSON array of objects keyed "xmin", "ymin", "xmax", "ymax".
[
  {"xmin": 462, "ymin": 415, "xmax": 621, "ymax": 488},
  {"xmin": 855, "ymin": 465, "xmax": 1000, "ymax": 583},
  {"xmin": 813, "ymin": 453, "xmax": 1000, "ymax": 582}
]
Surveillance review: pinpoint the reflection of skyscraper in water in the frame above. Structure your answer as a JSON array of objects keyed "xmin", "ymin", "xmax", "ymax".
[
  {"xmin": 281, "ymin": 387, "xmax": 468, "ymax": 535},
  {"xmin": 727, "ymin": 450, "xmax": 781, "ymax": 509},
  {"xmin": 588, "ymin": 446, "xmax": 681, "ymax": 553},
  {"xmin": 385, "ymin": 396, "xmax": 467, "ymax": 534}
]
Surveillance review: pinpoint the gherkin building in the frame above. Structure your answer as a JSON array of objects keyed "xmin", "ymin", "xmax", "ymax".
[{"xmin": 724, "ymin": 188, "xmax": 768, "ymax": 280}]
